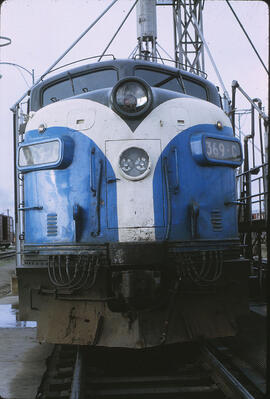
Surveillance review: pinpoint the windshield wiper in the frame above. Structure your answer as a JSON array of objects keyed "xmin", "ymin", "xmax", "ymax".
[{"xmin": 153, "ymin": 75, "xmax": 175, "ymax": 88}]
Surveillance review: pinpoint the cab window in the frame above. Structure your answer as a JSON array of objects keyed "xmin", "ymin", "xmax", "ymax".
[
  {"xmin": 182, "ymin": 78, "xmax": 207, "ymax": 100},
  {"xmin": 42, "ymin": 69, "xmax": 118, "ymax": 106},
  {"xmin": 134, "ymin": 68, "xmax": 184, "ymax": 93}
]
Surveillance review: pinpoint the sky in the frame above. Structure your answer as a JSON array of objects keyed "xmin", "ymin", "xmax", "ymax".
[{"xmin": 0, "ymin": 0, "xmax": 268, "ymax": 216}]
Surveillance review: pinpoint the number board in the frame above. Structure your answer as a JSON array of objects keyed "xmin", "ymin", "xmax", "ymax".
[{"xmin": 205, "ymin": 138, "xmax": 241, "ymax": 162}]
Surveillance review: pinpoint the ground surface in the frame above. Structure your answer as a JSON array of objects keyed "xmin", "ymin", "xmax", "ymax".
[{"xmin": 0, "ymin": 256, "xmax": 53, "ymax": 399}]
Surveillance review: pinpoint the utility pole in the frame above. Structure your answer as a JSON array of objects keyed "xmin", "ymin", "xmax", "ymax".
[{"xmin": 137, "ymin": 0, "xmax": 157, "ymax": 61}]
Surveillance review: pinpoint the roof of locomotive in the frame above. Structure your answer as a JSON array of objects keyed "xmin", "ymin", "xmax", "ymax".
[{"xmin": 30, "ymin": 58, "xmax": 221, "ymax": 110}]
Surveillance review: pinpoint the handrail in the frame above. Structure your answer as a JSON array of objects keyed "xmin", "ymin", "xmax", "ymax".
[
  {"xmin": 232, "ymin": 81, "xmax": 268, "ymax": 123},
  {"xmin": 43, "ymin": 54, "xmax": 116, "ymax": 76},
  {"xmin": 133, "ymin": 53, "xmax": 208, "ymax": 78},
  {"xmin": 236, "ymin": 162, "xmax": 268, "ymax": 178}
]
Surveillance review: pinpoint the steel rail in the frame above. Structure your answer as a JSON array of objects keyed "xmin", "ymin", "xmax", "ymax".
[
  {"xmin": 37, "ymin": 343, "xmax": 265, "ymax": 398},
  {"xmin": 201, "ymin": 346, "xmax": 256, "ymax": 399},
  {"xmin": 70, "ymin": 347, "xmax": 85, "ymax": 399},
  {"xmin": 0, "ymin": 250, "xmax": 16, "ymax": 259}
]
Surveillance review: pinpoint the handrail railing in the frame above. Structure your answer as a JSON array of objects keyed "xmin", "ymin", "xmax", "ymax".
[{"xmin": 232, "ymin": 80, "xmax": 268, "ymax": 280}]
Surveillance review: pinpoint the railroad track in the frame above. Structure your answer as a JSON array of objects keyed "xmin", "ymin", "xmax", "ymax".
[
  {"xmin": 36, "ymin": 341, "xmax": 265, "ymax": 399},
  {"xmin": 0, "ymin": 250, "xmax": 16, "ymax": 260}
]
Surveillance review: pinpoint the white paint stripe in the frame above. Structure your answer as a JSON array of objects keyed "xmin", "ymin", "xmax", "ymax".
[{"xmin": 105, "ymin": 139, "xmax": 162, "ymax": 242}]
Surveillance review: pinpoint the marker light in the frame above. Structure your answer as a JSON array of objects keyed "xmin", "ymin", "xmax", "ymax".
[
  {"xmin": 38, "ymin": 123, "xmax": 47, "ymax": 133},
  {"xmin": 216, "ymin": 121, "xmax": 223, "ymax": 130},
  {"xmin": 119, "ymin": 147, "xmax": 150, "ymax": 180},
  {"xmin": 112, "ymin": 78, "xmax": 152, "ymax": 118}
]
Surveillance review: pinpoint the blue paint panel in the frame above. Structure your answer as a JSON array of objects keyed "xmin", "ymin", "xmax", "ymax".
[
  {"xmin": 151, "ymin": 151, "xmax": 165, "ymax": 228},
  {"xmin": 23, "ymin": 127, "xmax": 118, "ymax": 244},
  {"xmin": 153, "ymin": 124, "xmax": 240, "ymax": 241},
  {"xmin": 106, "ymin": 160, "xmax": 119, "ymax": 229},
  {"xmin": 23, "ymin": 122, "xmax": 240, "ymax": 247}
]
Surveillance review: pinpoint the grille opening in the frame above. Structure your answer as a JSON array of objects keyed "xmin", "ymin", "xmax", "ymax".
[
  {"xmin": 211, "ymin": 209, "xmax": 223, "ymax": 231},
  {"xmin": 47, "ymin": 213, "xmax": 58, "ymax": 236}
]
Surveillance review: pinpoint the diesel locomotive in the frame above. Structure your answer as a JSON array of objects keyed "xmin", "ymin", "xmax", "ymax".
[{"xmin": 16, "ymin": 57, "xmax": 249, "ymax": 347}]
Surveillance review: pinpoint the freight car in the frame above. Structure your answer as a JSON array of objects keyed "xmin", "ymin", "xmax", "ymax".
[{"xmin": 0, "ymin": 214, "xmax": 14, "ymax": 249}]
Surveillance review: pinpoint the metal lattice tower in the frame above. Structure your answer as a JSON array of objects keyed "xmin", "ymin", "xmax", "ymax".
[{"xmin": 173, "ymin": 0, "xmax": 205, "ymax": 76}]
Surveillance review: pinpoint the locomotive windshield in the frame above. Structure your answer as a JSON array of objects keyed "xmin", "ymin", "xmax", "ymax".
[
  {"xmin": 135, "ymin": 68, "xmax": 184, "ymax": 93},
  {"xmin": 42, "ymin": 69, "xmax": 118, "ymax": 106},
  {"xmin": 135, "ymin": 67, "xmax": 207, "ymax": 100},
  {"xmin": 182, "ymin": 78, "xmax": 208, "ymax": 100},
  {"xmin": 31, "ymin": 60, "xmax": 219, "ymax": 111}
]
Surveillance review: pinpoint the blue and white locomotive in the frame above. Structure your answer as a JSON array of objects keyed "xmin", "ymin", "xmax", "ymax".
[{"xmin": 17, "ymin": 58, "xmax": 248, "ymax": 347}]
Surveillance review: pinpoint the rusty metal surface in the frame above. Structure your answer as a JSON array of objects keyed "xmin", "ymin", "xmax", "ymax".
[
  {"xmin": 17, "ymin": 257, "xmax": 249, "ymax": 348},
  {"xmin": 35, "ymin": 290, "xmax": 246, "ymax": 348},
  {"xmin": 36, "ymin": 298, "xmax": 140, "ymax": 347}
]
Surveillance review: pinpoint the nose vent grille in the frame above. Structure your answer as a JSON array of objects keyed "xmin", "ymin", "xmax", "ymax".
[
  {"xmin": 211, "ymin": 209, "xmax": 223, "ymax": 231},
  {"xmin": 47, "ymin": 213, "xmax": 58, "ymax": 236}
]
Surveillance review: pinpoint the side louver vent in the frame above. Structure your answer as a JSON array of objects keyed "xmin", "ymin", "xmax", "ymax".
[
  {"xmin": 211, "ymin": 209, "xmax": 223, "ymax": 231},
  {"xmin": 47, "ymin": 213, "xmax": 58, "ymax": 236}
]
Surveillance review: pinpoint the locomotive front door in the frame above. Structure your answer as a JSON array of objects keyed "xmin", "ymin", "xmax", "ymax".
[{"xmin": 105, "ymin": 139, "xmax": 164, "ymax": 241}]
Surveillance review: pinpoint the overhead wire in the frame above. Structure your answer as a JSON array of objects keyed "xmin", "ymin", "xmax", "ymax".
[
  {"xmin": 13, "ymin": 66, "xmax": 31, "ymax": 88},
  {"xmin": 156, "ymin": 43, "xmax": 174, "ymax": 61},
  {"xmin": 98, "ymin": 0, "xmax": 139, "ymax": 62},
  {"xmin": 12, "ymin": 0, "xmax": 121, "ymax": 110},
  {"xmin": 156, "ymin": 47, "xmax": 165, "ymax": 64},
  {"xmin": 128, "ymin": 44, "xmax": 139, "ymax": 59},
  {"xmin": 225, "ymin": 0, "xmax": 269, "ymax": 76}
]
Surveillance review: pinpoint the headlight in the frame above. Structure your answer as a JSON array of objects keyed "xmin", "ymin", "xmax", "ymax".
[
  {"xmin": 119, "ymin": 147, "xmax": 151, "ymax": 180},
  {"xmin": 19, "ymin": 140, "xmax": 60, "ymax": 167},
  {"xmin": 111, "ymin": 78, "xmax": 152, "ymax": 118}
]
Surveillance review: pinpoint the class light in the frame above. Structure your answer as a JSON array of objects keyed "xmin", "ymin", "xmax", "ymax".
[
  {"xmin": 111, "ymin": 78, "xmax": 152, "ymax": 118},
  {"xmin": 119, "ymin": 147, "xmax": 150, "ymax": 180}
]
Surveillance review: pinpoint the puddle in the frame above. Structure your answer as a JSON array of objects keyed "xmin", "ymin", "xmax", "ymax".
[{"xmin": 0, "ymin": 304, "xmax": 37, "ymax": 328}]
